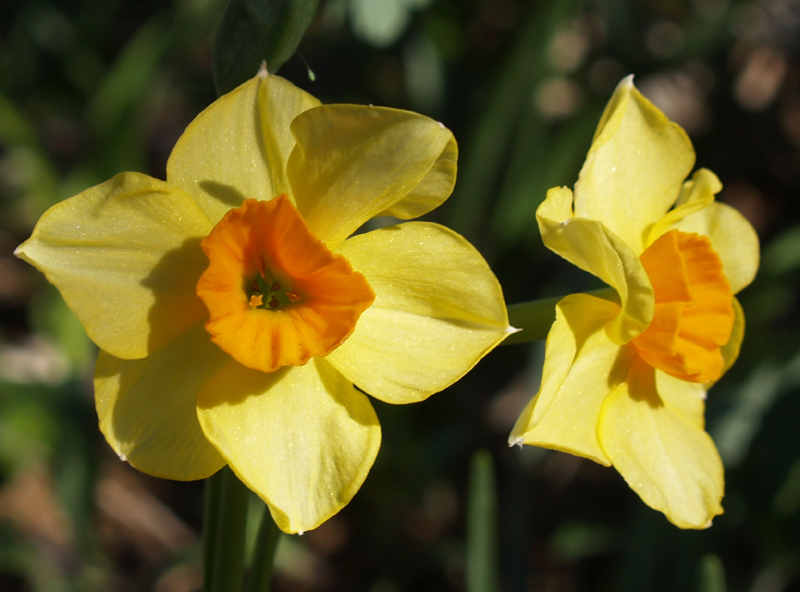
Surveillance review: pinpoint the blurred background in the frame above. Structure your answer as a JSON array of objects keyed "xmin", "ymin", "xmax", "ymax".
[{"xmin": 2, "ymin": 0, "xmax": 800, "ymax": 590}]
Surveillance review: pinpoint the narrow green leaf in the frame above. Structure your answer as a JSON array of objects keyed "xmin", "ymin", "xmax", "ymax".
[
  {"xmin": 204, "ymin": 467, "xmax": 251, "ymax": 592},
  {"xmin": 446, "ymin": 0, "xmax": 580, "ymax": 243},
  {"xmin": 247, "ymin": 502, "xmax": 282, "ymax": 592},
  {"xmin": 697, "ymin": 554, "xmax": 726, "ymax": 592},
  {"xmin": 202, "ymin": 470, "xmax": 223, "ymax": 588},
  {"xmin": 213, "ymin": 0, "xmax": 320, "ymax": 95},
  {"xmin": 466, "ymin": 449, "xmax": 499, "ymax": 592},
  {"xmin": 490, "ymin": 103, "xmax": 603, "ymax": 248},
  {"xmin": 85, "ymin": 17, "xmax": 172, "ymax": 138}
]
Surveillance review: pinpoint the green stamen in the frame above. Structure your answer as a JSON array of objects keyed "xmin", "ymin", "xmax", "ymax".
[{"xmin": 246, "ymin": 258, "xmax": 302, "ymax": 310}]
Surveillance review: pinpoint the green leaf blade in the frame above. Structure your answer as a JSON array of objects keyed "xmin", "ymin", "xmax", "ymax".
[{"xmin": 213, "ymin": 0, "xmax": 320, "ymax": 95}]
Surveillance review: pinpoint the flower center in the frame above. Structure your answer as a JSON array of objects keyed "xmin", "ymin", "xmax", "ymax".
[
  {"xmin": 246, "ymin": 255, "xmax": 303, "ymax": 310},
  {"xmin": 196, "ymin": 195, "xmax": 375, "ymax": 373},
  {"xmin": 631, "ymin": 229, "xmax": 734, "ymax": 383}
]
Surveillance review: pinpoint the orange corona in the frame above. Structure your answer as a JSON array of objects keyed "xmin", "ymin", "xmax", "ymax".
[
  {"xmin": 632, "ymin": 229, "xmax": 734, "ymax": 383},
  {"xmin": 196, "ymin": 196, "xmax": 375, "ymax": 373}
]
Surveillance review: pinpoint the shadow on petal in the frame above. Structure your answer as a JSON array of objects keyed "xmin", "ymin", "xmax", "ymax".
[
  {"xmin": 140, "ymin": 236, "xmax": 210, "ymax": 354},
  {"xmin": 95, "ymin": 322, "xmax": 228, "ymax": 481},
  {"xmin": 199, "ymin": 180, "xmax": 248, "ymax": 209},
  {"xmin": 197, "ymin": 361, "xmax": 291, "ymax": 409},
  {"xmin": 608, "ymin": 346, "xmax": 635, "ymax": 390},
  {"xmin": 624, "ymin": 357, "xmax": 664, "ymax": 409},
  {"xmin": 196, "ymin": 359, "xmax": 375, "ymax": 429}
]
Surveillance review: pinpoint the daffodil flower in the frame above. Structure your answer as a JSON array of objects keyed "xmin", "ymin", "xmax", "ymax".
[
  {"xmin": 509, "ymin": 76, "xmax": 759, "ymax": 529},
  {"xmin": 16, "ymin": 66, "xmax": 513, "ymax": 534}
]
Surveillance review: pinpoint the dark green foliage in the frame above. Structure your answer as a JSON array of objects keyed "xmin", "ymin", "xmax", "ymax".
[{"xmin": 213, "ymin": 0, "xmax": 319, "ymax": 95}]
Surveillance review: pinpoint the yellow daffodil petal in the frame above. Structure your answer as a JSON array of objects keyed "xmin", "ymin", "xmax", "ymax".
[
  {"xmin": 672, "ymin": 202, "xmax": 760, "ymax": 294},
  {"xmin": 15, "ymin": 172, "xmax": 212, "ymax": 359},
  {"xmin": 719, "ymin": 297, "xmax": 746, "ymax": 379},
  {"xmin": 326, "ymin": 222, "xmax": 512, "ymax": 404},
  {"xmin": 377, "ymin": 134, "xmax": 458, "ymax": 220},
  {"xmin": 647, "ymin": 168, "xmax": 722, "ymax": 243},
  {"xmin": 95, "ymin": 322, "xmax": 227, "ymax": 480},
  {"xmin": 167, "ymin": 69, "xmax": 320, "ymax": 225},
  {"xmin": 598, "ymin": 358, "xmax": 724, "ymax": 529},
  {"xmin": 676, "ymin": 168, "xmax": 723, "ymax": 208},
  {"xmin": 654, "ymin": 370, "xmax": 706, "ymax": 428},
  {"xmin": 537, "ymin": 187, "xmax": 653, "ymax": 344},
  {"xmin": 287, "ymin": 105, "xmax": 456, "ymax": 247},
  {"xmin": 196, "ymin": 359, "xmax": 381, "ymax": 534},
  {"xmin": 509, "ymin": 294, "xmax": 631, "ymax": 465},
  {"xmin": 574, "ymin": 76, "xmax": 695, "ymax": 252}
]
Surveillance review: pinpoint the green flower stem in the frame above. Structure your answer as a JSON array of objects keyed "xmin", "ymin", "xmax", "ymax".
[
  {"xmin": 203, "ymin": 466, "xmax": 251, "ymax": 592},
  {"xmin": 466, "ymin": 449, "xmax": 498, "ymax": 592},
  {"xmin": 247, "ymin": 506, "xmax": 282, "ymax": 592},
  {"xmin": 504, "ymin": 287, "xmax": 618, "ymax": 345},
  {"xmin": 202, "ymin": 472, "xmax": 222, "ymax": 588}
]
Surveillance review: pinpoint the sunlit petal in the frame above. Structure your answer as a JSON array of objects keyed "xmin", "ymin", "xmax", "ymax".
[
  {"xmin": 95, "ymin": 323, "xmax": 227, "ymax": 480},
  {"xmin": 167, "ymin": 70, "xmax": 320, "ymax": 225},
  {"xmin": 719, "ymin": 297, "xmax": 746, "ymax": 380},
  {"xmin": 15, "ymin": 173, "xmax": 211, "ymax": 359},
  {"xmin": 537, "ymin": 187, "xmax": 653, "ymax": 344},
  {"xmin": 574, "ymin": 76, "xmax": 695, "ymax": 252},
  {"xmin": 598, "ymin": 359, "xmax": 724, "ymax": 529},
  {"xmin": 378, "ymin": 135, "xmax": 458, "ymax": 220},
  {"xmin": 326, "ymin": 222, "xmax": 512, "ymax": 404},
  {"xmin": 672, "ymin": 202, "xmax": 760, "ymax": 294},
  {"xmin": 647, "ymin": 168, "xmax": 721, "ymax": 243},
  {"xmin": 509, "ymin": 294, "xmax": 632, "ymax": 465},
  {"xmin": 654, "ymin": 370, "xmax": 706, "ymax": 428},
  {"xmin": 288, "ymin": 105, "xmax": 456, "ymax": 247},
  {"xmin": 197, "ymin": 359, "xmax": 381, "ymax": 534}
]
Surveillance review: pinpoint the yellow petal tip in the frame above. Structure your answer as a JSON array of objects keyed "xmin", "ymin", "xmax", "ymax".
[
  {"xmin": 258, "ymin": 61, "xmax": 269, "ymax": 78},
  {"xmin": 508, "ymin": 436, "xmax": 524, "ymax": 448}
]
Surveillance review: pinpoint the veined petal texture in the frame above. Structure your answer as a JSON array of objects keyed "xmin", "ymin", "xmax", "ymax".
[
  {"xmin": 167, "ymin": 70, "xmax": 320, "ymax": 225},
  {"xmin": 574, "ymin": 76, "xmax": 695, "ymax": 253},
  {"xmin": 15, "ymin": 172, "xmax": 212, "ymax": 359},
  {"xmin": 95, "ymin": 323, "xmax": 228, "ymax": 480},
  {"xmin": 671, "ymin": 202, "xmax": 760, "ymax": 294},
  {"xmin": 598, "ymin": 358, "xmax": 724, "ymax": 529},
  {"xmin": 288, "ymin": 105, "xmax": 456, "ymax": 247},
  {"xmin": 510, "ymin": 294, "xmax": 631, "ymax": 465},
  {"xmin": 327, "ymin": 222, "xmax": 512, "ymax": 404},
  {"xmin": 196, "ymin": 359, "xmax": 381, "ymax": 534},
  {"xmin": 647, "ymin": 168, "xmax": 722, "ymax": 241},
  {"xmin": 537, "ymin": 187, "xmax": 654, "ymax": 344}
]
